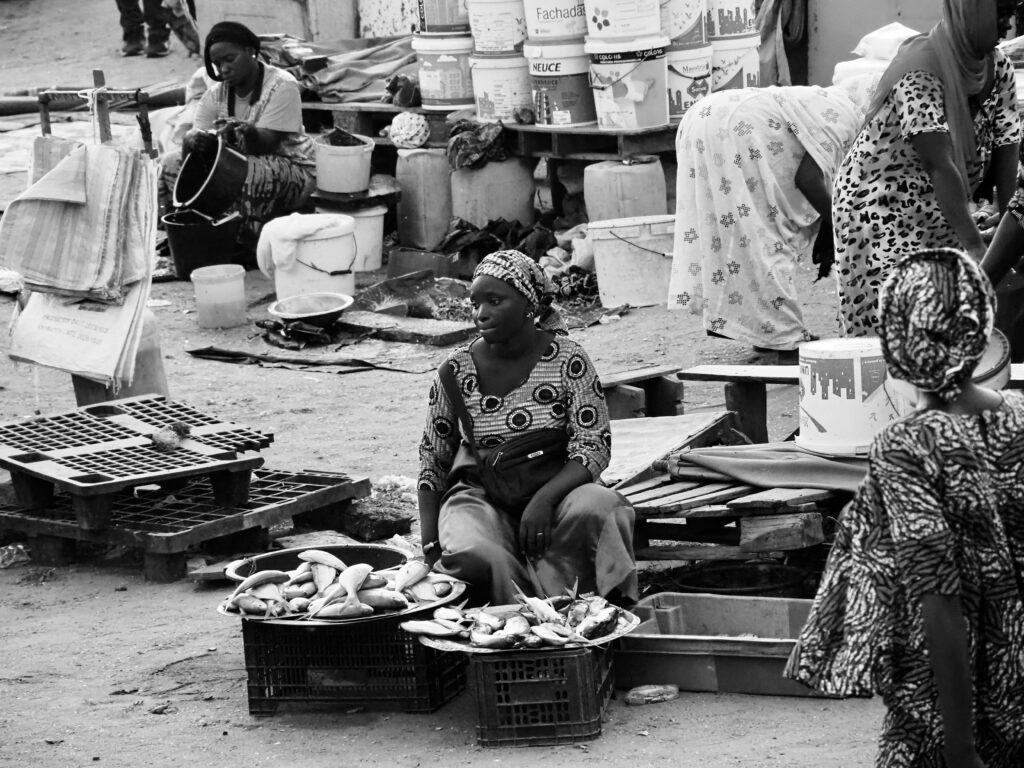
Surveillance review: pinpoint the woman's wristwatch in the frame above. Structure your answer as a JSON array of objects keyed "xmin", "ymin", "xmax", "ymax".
[{"xmin": 422, "ymin": 540, "xmax": 441, "ymax": 556}]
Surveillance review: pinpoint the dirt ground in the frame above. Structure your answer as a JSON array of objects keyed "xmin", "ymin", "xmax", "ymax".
[{"xmin": 0, "ymin": 2, "xmax": 884, "ymax": 765}]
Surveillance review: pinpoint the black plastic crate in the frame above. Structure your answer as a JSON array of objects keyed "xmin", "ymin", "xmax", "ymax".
[
  {"xmin": 240, "ymin": 617, "xmax": 466, "ymax": 716},
  {"xmin": 469, "ymin": 645, "xmax": 614, "ymax": 747}
]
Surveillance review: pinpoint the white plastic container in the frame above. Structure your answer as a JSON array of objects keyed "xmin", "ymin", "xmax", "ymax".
[
  {"xmin": 522, "ymin": 0, "xmax": 587, "ymax": 40},
  {"xmin": 662, "ymin": 0, "xmax": 706, "ymax": 46},
  {"xmin": 412, "ymin": 34, "xmax": 476, "ymax": 111},
  {"xmin": 190, "ymin": 264, "xmax": 247, "ymax": 329},
  {"xmin": 396, "ymin": 148, "xmax": 453, "ymax": 250},
  {"xmin": 586, "ymin": 35, "xmax": 670, "ymax": 130},
  {"xmin": 796, "ymin": 337, "xmax": 901, "ymax": 457},
  {"xmin": 583, "ymin": 158, "xmax": 667, "ymax": 221},
  {"xmin": 582, "ymin": 0, "xmax": 661, "ymax": 38},
  {"xmin": 470, "ymin": 54, "xmax": 533, "ymax": 121},
  {"xmin": 467, "ymin": 0, "xmax": 528, "ymax": 54},
  {"xmin": 666, "ymin": 43, "xmax": 712, "ymax": 118},
  {"xmin": 706, "ymin": 0, "xmax": 756, "ymax": 38},
  {"xmin": 523, "ymin": 40, "xmax": 597, "ymax": 125},
  {"xmin": 348, "ymin": 205, "xmax": 388, "ymax": 271},
  {"xmin": 417, "ymin": 0, "xmax": 471, "ymax": 32},
  {"xmin": 314, "ymin": 134, "xmax": 374, "ymax": 194},
  {"xmin": 451, "ymin": 158, "xmax": 536, "ymax": 227},
  {"xmin": 259, "ymin": 213, "xmax": 359, "ymax": 300},
  {"xmin": 589, "ymin": 214, "xmax": 674, "ymax": 307},
  {"xmin": 711, "ymin": 31, "xmax": 759, "ymax": 91}
]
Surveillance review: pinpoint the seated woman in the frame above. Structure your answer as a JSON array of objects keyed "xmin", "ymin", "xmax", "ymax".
[
  {"xmin": 417, "ymin": 250, "xmax": 637, "ymax": 606},
  {"xmin": 161, "ymin": 21, "xmax": 316, "ymax": 248}
]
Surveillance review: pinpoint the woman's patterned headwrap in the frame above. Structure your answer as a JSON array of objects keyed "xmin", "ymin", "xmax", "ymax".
[
  {"xmin": 878, "ymin": 248, "xmax": 994, "ymax": 401},
  {"xmin": 473, "ymin": 249, "xmax": 568, "ymax": 335}
]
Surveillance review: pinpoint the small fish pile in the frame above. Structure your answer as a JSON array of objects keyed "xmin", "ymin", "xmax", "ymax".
[
  {"xmin": 400, "ymin": 584, "xmax": 628, "ymax": 650},
  {"xmin": 220, "ymin": 550, "xmax": 457, "ymax": 620}
]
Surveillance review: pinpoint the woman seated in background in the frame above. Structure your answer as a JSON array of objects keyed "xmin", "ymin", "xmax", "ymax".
[
  {"xmin": 667, "ymin": 74, "xmax": 878, "ymax": 360},
  {"xmin": 786, "ymin": 248, "xmax": 1024, "ymax": 767},
  {"xmin": 161, "ymin": 20, "xmax": 316, "ymax": 249},
  {"xmin": 417, "ymin": 250, "xmax": 637, "ymax": 606},
  {"xmin": 831, "ymin": 0, "xmax": 1021, "ymax": 337}
]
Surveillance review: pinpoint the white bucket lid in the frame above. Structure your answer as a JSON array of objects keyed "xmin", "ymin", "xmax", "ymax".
[
  {"xmin": 469, "ymin": 53, "xmax": 529, "ymax": 67},
  {"xmin": 347, "ymin": 204, "xmax": 389, "ymax": 218},
  {"xmin": 799, "ymin": 337, "xmax": 882, "ymax": 359},
  {"xmin": 709, "ymin": 31, "xmax": 761, "ymax": 49},
  {"xmin": 412, "ymin": 34, "xmax": 475, "ymax": 53},
  {"xmin": 667, "ymin": 42, "xmax": 714, "ymax": 56},
  {"xmin": 523, "ymin": 40, "xmax": 587, "ymax": 59},
  {"xmin": 584, "ymin": 34, "xmax": 670, "ymax": 55}
]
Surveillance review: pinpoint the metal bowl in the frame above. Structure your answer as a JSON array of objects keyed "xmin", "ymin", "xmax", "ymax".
[{"xmin": 267, "ymin": 292, "xmax": 354, "ymax": 327}]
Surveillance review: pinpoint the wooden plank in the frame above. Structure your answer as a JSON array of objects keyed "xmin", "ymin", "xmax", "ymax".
[
  {"xmin": 639, "ymin": 482, "xmax": 735, "ymax": 507},
  {"xmin": 335, "ymin": 311, "xmax": 476, "ymax": 347},
  {"xmin": 727, "ymin": 487, "xmax": 835, "ymax": 510},
  {"xmin": 605, "ymin": 383, "xmax": 646, "ymax": 420},
  {"xmin": 643, "ymin": 375, "xmax": 685, "ymax": 417},
  {"xmin": 640, "ymin": 519, "xmax": 739, "ymax": 544},
  {"xmin": 624, "ymin": 481, "xmax": 701, "ymax": 504},
  {"xmin": 636, "ymin": 485, "xmax": 757, "ymax": 516},
  {"xmin": 740, "ymin": 512, "xmax": 824, "ymax": 552},
  {"xmin": 600, "ymin": 364, "xmax": 682, "ymax": 389},
  {"xmin": 635, "ymin": 544, "xmax": 781, "ymax": 561},
  {"xmin": 676, "ymin": 365, "xmax": 800, "ymax": 385},
  {"xmin": 615, "ymin": 474, "xmax": 673, "ymax": 497}
]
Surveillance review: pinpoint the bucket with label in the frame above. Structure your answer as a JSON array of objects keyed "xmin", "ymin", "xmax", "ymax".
[
  {"xmin": 522, "ymin": 0, "xmax": 587, "ymax": 40},
  {"xmin": 417, "ymin": 0, "xmax": 471, "ymax": 33},
  {"xmin": 706, "ymin": 0, "xmax": 755, "ymax": 38},
  {"xmin": 470, "ymin": 54, "xmax": 534, "ymax": 121},
  {"xmin": 257, "ymin": 213, "xmax": 359, "ymax": 301},
  {"xmin": 662, "ymin": 0, "xmax": 707, "ymax": 46},
  {"xmin": 667, "ymin": 42, "xmax": 712, "ymax": 118},
  {"xmin": 467, "ymin": 0, "xmax": 528, "ymax": 54},
  {"xmin": 796, "ymin": 337, "xmax": 903, "ymax": 457},
  {"xmin": 412, "ymin": 34, "xmax": 476, "ymax": 111},
  {"xmin": 711, "ymin": 31, "xmax": 759, "ymax": 91},
  {"xmin": 583, "ymin": 0, "xmax": 661, "ymax": 38},
  {"xmin": 523, "ymin": 40, "xmax": 597, "ymax": 126},
  {"xmin": 586, "ymin": 34, "xmax": 669, "ymax": 130}
]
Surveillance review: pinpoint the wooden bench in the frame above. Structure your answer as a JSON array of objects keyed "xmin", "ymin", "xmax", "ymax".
[
  {"xmin": 599, "ymin": 364, "xmax": 684, "ymax": 420},
  {"xmin": 677, "ymin": 363, "xmax": 1024, "ymax": 444}
]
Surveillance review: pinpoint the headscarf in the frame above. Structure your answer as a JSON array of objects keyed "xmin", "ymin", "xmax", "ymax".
[
  {"xmin": 878, "ymin": 248, "xmax": 995, "ymax": 401},
  {"xmin": 203, "ymin": 21, "xmax": 261, "ymax": 82},
  {"xmin": 473, "ymin": 249, "xmax": 568, "ymax": 335},
  {"xmin": 862, "ymin": 0, "xmax": 997, "ymax": 186}
]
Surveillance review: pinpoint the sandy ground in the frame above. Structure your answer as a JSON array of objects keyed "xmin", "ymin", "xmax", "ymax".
[{"xmin": 0, "ymin": 1, "xmax": 884, "ymax": 765}]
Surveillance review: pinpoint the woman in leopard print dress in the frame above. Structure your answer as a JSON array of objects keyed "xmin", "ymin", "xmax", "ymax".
[
  {"xmin": 786, "ymin": 248, "xmax": 1024, "ymax": 767},
  {"xmin": 831, "ymin": 0, "xmax": 1021, "ymax": 337}
]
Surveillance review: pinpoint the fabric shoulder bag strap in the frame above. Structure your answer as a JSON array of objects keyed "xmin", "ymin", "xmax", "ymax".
[{"xmin": 437, "ymin": 361, "xmax": 484, "ymax": 465}]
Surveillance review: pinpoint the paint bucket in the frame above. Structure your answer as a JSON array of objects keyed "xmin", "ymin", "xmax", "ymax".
[
  {"xmin": 314, "ymin": 133, "xmax": 374, "ymax": 194},
  {"xmin": 666, "ymin": 42, "xmax": 712, "ymax": 118},
  {"xmin": 417, "ymin": 0, "xmax": 471, "ymax": 33},
  {"xmin": 706, "ymin": 0, "xmax": 755, "ymax": 38},
  {"xmin": 467, "ymin": 0, "xmax": 528, "ymax": 54},
  {"xmin": 586, "ymin": 35, "xmax": 669, "ymax": 130},
  {"xmin": 662, "ymin": 0, "xmax": 707, "ymax": 46},
  {"xmin": 711, "ymin": 31, "xmax": 759, "ymax": 91},
  {"xmin": 190, "ymin": 263, "xmax": 247, "ymax": 329},
  {"xmin": 347, "ymin": 204, "xmax": 388, "ymax": 271},
  {"xmin": 589, "ymin": 214, "xmax": 674, "ymax": 306},
  {"xmin": 522, "ymin": 40, "xmax": 597, "ymax": 126},
  {"xmin": 583, "ymin": 0, "xmax": 661, "ymax": 38},
  {"xmin": 796, "ymin": 337, "xmax": 903, "ymax": 457},
  {"xmin": 412, "ymin": 34, "xmax": 476, "ymax": 111},
  {"xmin": 470, "ymin": 54, "xmax": 533, "ymax": 121},
  {"xmin": 522, "ymin": 0, "xmax": 587, "ymax": 40},
  {"xmin": 257, "ymin": 213, "xmax": 359, "ymax": 301}
]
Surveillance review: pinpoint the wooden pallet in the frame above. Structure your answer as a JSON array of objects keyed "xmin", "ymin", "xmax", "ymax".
[
  {"xmin": 500, "ymin": 121, "xmax": 677, "ymax": 161},
  {"xmin": 302, "ymin": 102, "xmax": 451, "ymax": 148},
  {"xmin": 599, "ymin": 364, "xmax": 684, "ymax": 420},
  {"xmin": 0, "ymin": 469, "xmax": 372, "ymax": 582}
]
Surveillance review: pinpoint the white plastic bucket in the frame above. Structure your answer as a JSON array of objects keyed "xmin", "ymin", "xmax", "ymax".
[
  {"xmin": 470, "ymin": 54, "xmax": 533, "ymax": 121},
  {"xmin": 662, "ymin": 0, "xmax": 706, "ymax": 46},
  {"xmin": 522, "ymin": 0, "xmax": 587, "ymax": 40},
  {"xmin": 706, "ymin": 0, "xmax": 755, "ymax": 38},
  {"xmin": 264, "ymin": 213, "xmax": 359, "ymax": 301},
  {"xmin": 418, "ymin": 0, "xmax": 471, "ymax": 33},
  {"xmin": 190, "ymin": 264, "xmax": 247, "ymax": 329},
  {"xmin": 667, "ymin": 43, "xmax": 712, "ymax": 118},
  {"xmin": 711, "ymin": 32, "xmax": 759, "ymax": 91},
  {"xmin": 412, "ymin": 34, "xmax": 476, "ymax": 111},
  {"xmin": 523, "ymin": 40, "xmax": 597, "ymax": 126},
  {"xmin": 467, "ymin": 0, "xmax": 528, "ymax": 54},
  {"xmin": 796, "ymin": 338, "xmax": 902, "ymax": 457},
  {"xmin": 586, "ymin": 35, "xmax": 669, "ymax": 130},
  {"xmin": 348, "ymin": 205, "xmax": 388, "ymax": 271},
  {"xmin": 589, "ymin": 214, "xmax": 674, "ymax": 306},
  {"xmin": 314, "ymin": 134, "xmax": 374, "ymax": 194},
  {"xmin": 583, "ymin": 0, "xmax": 661, "ymax": 37}
]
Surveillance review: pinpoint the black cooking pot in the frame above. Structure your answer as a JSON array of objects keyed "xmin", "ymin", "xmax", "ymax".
[{"xmin": 173, "ymin": 136, "xmax": 247, "ymax": 217}]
